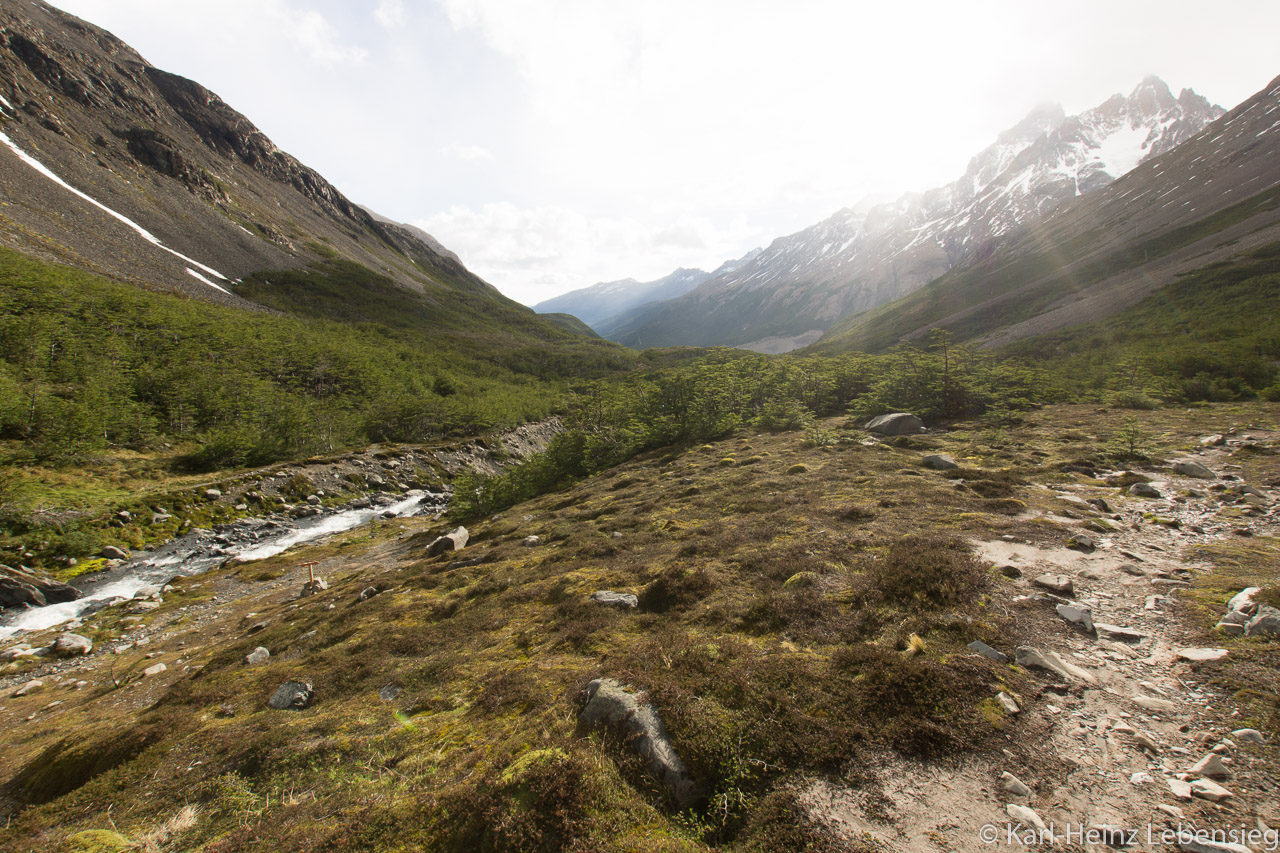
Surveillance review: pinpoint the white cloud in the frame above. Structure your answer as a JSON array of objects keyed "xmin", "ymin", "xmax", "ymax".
[
  {"xmin": 286, "ymin": 6, "xmax": 367, "ymax": 65},
  {"xmin": 418, "ymin": 202, "xmax": 762, "ymax": 305},
  {"xmin": 441, "ymin": 144, "xmax": 494, "ymax": 161},
  {"xmin": 374, "ymin": 0, "xmax": 407, "ymax": 30}
]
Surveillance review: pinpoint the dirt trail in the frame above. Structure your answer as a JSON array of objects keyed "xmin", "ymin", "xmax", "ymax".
[{"xmin": 809, "ymin": 432, "xmax": 1280, "ymax": 851}]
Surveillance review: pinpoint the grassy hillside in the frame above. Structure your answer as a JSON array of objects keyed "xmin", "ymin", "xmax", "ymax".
[
  {"xmin": 0, "ymin": 248, "xmax": 635, "ymax": 476},
  {"xmin": 814, "ymin": 183, "xmax": 1280, "ymax": 356},
  {"xmin": 1000, "ymin": 241, "xmax": 1280, "ymax": 403}
]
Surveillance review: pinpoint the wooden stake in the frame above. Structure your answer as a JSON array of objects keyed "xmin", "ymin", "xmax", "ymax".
[{"xmin": 302, "ymin": 561, "xmax": 318, "ymax": 583}]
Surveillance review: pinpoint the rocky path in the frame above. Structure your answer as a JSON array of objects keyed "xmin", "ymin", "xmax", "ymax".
[{"xmin": 810, "ymin": 431, "xmax": 1279, "ymax": 852}]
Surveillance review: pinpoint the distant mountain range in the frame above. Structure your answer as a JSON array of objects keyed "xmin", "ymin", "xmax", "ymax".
[
  {"xmin": 533, "ymin": 251, "xmax": 760, "ymax": 330},
  {"xmin": 584, "ymin": 77, "xmax": 1225, "ymax": 352},
  {"xmin": 814, "ymin": 73, "xmax": 1280, "ymax": 355}
]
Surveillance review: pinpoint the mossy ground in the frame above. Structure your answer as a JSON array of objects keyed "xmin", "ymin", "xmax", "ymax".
[{"xmin": 1, "ymin": 403, "xmax": 1276, "ymax": 852}]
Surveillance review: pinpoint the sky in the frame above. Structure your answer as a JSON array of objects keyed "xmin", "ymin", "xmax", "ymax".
[{"xmin": 42, "ymin": 0, "xmax": 1280, "ymax": 306}]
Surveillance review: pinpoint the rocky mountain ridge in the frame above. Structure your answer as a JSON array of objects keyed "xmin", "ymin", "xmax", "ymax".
[
  {"xmin": 0, "ymin": 1, "xmax": 507, "ymax": 310},
  {"xmin": 601, "ymin": 77, "xmax": 1224, "ymax": 352}
]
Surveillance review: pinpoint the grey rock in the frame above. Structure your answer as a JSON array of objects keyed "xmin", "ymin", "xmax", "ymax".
[
  {"xmin": 1033, "ymin": 574, "xmax": 1073, "ymax": 595},
  {"xmin": 51, "ymin": 633, "xmax": 92, "ymax": 657},
  {"xmin": 922, "ymin": 454, "xmax": 958, "ymax": 470},
  {"xmin": 1189, "ymin": 778, "xmax": 1232, "ymax": 802},
  {"xmin": 521, "ymin": 535, "xmax": 541, "ymax": 547},
  {"xmin": 1095, "ymin": 623, "xmax": 1146, "ymax": 641},
  {"xmin": 300, "ymin": 577, "xmax": 328, "ymax": 596},
  {"xmin": 1128, "ymin": 483, "xmax": 1162, "ymax": 498},
  {"xmin": 1015, "ymin": 645, "xmax": 1096, "ymax": 684},
  {"xmin": 590, "ymin": 591, "xmax": 639, "ymax": 609},
  {"xmin": 1066, "ymin": 533, "xmax": 1096, "ymax": 552},
  {"xmin": 268, "ymin": 680, "xmax": 314, "ymax": 711},
  {"xmin": 578, "ymin": 678, "xmax": 695, "ymax": 807},
  {"xmin": 1168, "ymin": 777, "xmax": 1194, "ymax": 801},
  {"xmin": 996, "ymin": 692, "xmax": 1020, "ymax": 714},
  {"xmin": 1174, "ymin": 460, "xmax": 1216, "ymax": 479},
  {"xmin": 1229, "ymin": 728, "xmax": 1263, "ymax": 743},
  {"xmin": 306, "ymin": 494, "xmax": 322, "ymax": 505},
  {"xmin": 426, "ymin": 526, "xmax": 469, "ymax": 557},
  {"xmin": 999, "ymin": 771, "xmax": 1030, "ymax": 797},
  {"xmin": 1056, "ymin": 602, "xmax": 1094, "ymax": 633},
  {"xmin": 244, "ymin": 647, "xmax": 270, "ymax": 666},
  {"xmin": 357, "ymin": 586, "xmax": 380, "ymax": 602},
  {"xmin": 1189, "ymin": 753, "xmax": 1231, "ymax": 779},
  {"xmin": 12, "ymin": 679, "xmax": 43, "ymax": 697},
  {"xmin": 203, "ymin": 489, "xmax": 222, "ymax": 500},
  {"xmin": 378, "ymin": 684, "xmax": 402, "ymax": 702},
  {"xmin": 1132, "ymin": 731, "xmax": 1160, "ymax": 753},
  {"xmin": 1175, "ymin": 648, "xmax": 1228, "ymax": 662},
  {"xmin": 1199, "ymin": 434, "xmax": 1226, "ymax": 447},
  {"xmin": 967, "ymin": 640, "xmax": 1007, "ymax": 662},
  {"xmin": 1245, "ymin": 604, "xmax": 1280, "ymax": 637},
  {"xmin": 142, "ymin": 663, "xmax": 167, "ymax": 677},
  {"xmin": 1132, "ymin": 694, "xmax": 1177, "ymax": 714},
  {"xmin": 999, "ymin": 565, "xmax": 1022, "ymax": 579},
  {"xmin": 1225, "ymin": 587, "xmax": 1259, "ymax": 614},
  {"xmin": 100, "ymin": 545, "xmax": 130, "ymax": 560},
  {"xmin": 864, "ymin": 413, "xmax": 925, "ymax": 436},
  {"xmin": 1005, "ymin": 804, "xmax": 1047, "ymax": 833}
]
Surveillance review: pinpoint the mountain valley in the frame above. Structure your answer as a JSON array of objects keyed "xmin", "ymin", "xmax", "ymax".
[{"xmin": 0, "ymin": 3, "xmax": 1278, "ymax": 853}]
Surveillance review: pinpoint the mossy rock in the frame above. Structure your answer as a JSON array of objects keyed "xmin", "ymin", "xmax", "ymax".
[
  {"xmin": 718, "ymin": 458, "xmax": 737, "ymax": 467},
  {"xmin": 786, "ymin": 463, "xmax": 809, "ymax": 475},
  {"xmin": 60, "ymin": 830, "xmax": 132, "ymax": 852},
  {"xmin": 1084, "ymin": 518, "xmax": 1116, "ymax": 532}
]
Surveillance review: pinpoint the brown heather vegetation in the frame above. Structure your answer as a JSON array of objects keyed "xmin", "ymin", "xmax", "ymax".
[{"xmin": 1, "ymin": 402, "xmax": 1278, "ymax": 851}]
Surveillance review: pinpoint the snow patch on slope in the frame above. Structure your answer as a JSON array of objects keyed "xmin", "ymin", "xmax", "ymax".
[{"xmin": 0, "ymin": 130, "xmax": 231, "ymax": 287}]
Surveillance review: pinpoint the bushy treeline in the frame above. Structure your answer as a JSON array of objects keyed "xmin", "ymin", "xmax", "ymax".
[
  {"xmin": 0, "ymin": 249, "xmax": 632, "ymax": 469},
  {"xmin": 451, "ymin": 339, "xmax": 1056, "ymax": 519}
]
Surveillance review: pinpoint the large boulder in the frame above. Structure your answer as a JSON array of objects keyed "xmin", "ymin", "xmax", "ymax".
[
  {"xmin": 268, "ymin": 681, "xmax": 314, "ymax": 710},
  {"xmin": 1245, "ymin": 605, "xmax": 1280, "ymax": 637},
  {"xmin": 50, "ymin": 633, "xmax": 92, "ymax": 657},
  {"xmin": 864, "ymin": 413, "xmax": 925, "ymax": 436},
  {"xmin": 1173, "ymin": 460, "xmax": 1216, "ymax": 479},
  {"xmin": 426, "ymin": 526, "xmax": 469, "ymax": 557},
  {"xmin": 0, "ymin": 565, "xmax": 81, "ymax": 608},
  {"xmin": 578, "ymin": 678, "xmax": 696, "ymax": 807}
]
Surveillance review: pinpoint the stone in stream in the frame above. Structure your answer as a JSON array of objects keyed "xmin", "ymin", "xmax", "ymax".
[
  {"xmin": 1175, "ymin": 648, "xmax": 1228, "ymax": 662},
  {"xmin": 1033, "ymin": 574, "xmax": 1073, "ymax": 595},
  {"xmin": 1174, "ymin": 460, "xmax": 1216, "ymax": 479},
  {"xmin": 1015, "ymin": 646, "xmax": 1097, "ymax": 684},
  {"xmin": 1056, "ymin": 602, "xmax": 1094, "ymax": 633},
  {"xmin": 100, "ymin": 545, "xmax": 130, "ymax": 560},
  {"xmin": 863, "ymin": 413, "xmax": 925, "ymax": 436},
  {"xmin": 1189, "ymin": 753, "xmax": 1231, "ymax": 779},
  {"xmin": 578, "ymin": 678, "xmax": 696, "ymax": 807},
  {"xmin": 268, "ymin": 681, "xmax": 314, "ymax": 711},
  {"xmin": 999, "ymin": 772, "xmax": 1030, "ymax": 797},
  {"xmin": 590, "ymin": 591, "xmax": 639, "ymax": 609},
  {"xmin": 967, "ymin": 640, "xmax": 1007, "ymax": 662},
  {"xmin": 426, "ymin": 526, "xmax": 469, "ymax": 557}
]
